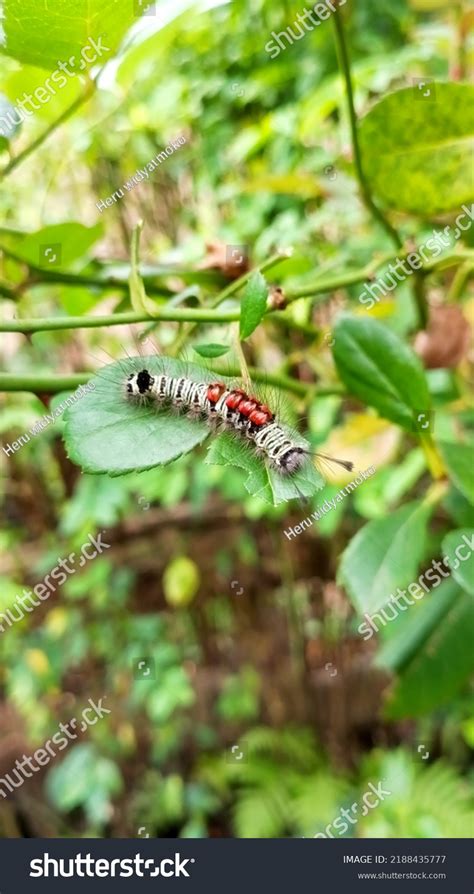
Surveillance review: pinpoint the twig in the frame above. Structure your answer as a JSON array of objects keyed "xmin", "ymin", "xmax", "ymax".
[{"xmin": 332, "ymin": 7, "xmax": 402, "ymax": 250}]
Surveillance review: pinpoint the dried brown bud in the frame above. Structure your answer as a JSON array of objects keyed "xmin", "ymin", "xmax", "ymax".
[{"xmin": 414, "ymin": 305, "xmax": 471, "ymax": 369}]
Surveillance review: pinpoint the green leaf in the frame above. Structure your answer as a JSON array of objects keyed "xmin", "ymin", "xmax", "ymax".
[
  {"xmin": 359, "ymin": 83, "xmax": 474, "ymax": 214},
  {"xmin": 384, "ymin": 584, "xmax": 474, "ymax": 718},
  {"xmin": 193, "ymin": 343, "xmax": 230, "ymax": 359},
  {"xmin": 239, "ymin": 271, "xmax": 268, "ymax": 340},
  {"xmin": 438, "ymin": 441, "xmax": 474, "ymax": 504},
  {"xmin": 1, "ymin": 223, "xmax": 103, "ymax": 269},
  {"xmin": 45, "ymin": 743, "xmax": 122, "ymax": 822},
  {"xmin": 58, "ymin": 285, "xmax": 101, "ymax": 315},
  {"xmin": 338, "ymin": 500, "xmax": 433, "ymax": 614},
  {"xmin": 205, "ymin": 430, "xmax": 323, "ymax": 506},
  {"xmin": 64, "ymin": 357, "xmax": 213, "ymax": 476},
  {"xmin": 0, "ymin": 1, "xmax": 134, "ymax": 70},
  {"xmin": 442, "ymin": 487, "xmax": 474, "ymax": 528},
  {"xmin": 233, "ymin": 790, "xmax": 283, "ymax": 838},
  {"xmin": 376, "ymin": 577, "xmax": 458, "ymax": 673},
  {"xmin": 442, "ymin": 529, "xmax": 474, "ymax": 596},
  {"xmin": 333, "ymin": 315, "xmax": 430, "ymax": 431},
  {"xmin": 4, "ymin": 64, "xmax": 83, "ymax": 123}
]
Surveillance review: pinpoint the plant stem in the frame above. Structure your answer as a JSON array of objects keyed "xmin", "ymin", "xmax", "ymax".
[
  {"xmin": 332, "ymin": 8, "xmax": 402, "ymax": 250},
  {"xmin": 210, "ymin": 250, "xmax": 292, "ymax": 308},
  {"xmin": 419, "ymin": 433, "xmax": 446, "ymax": 481},
  {"xmin": 232, "ymin": 322, "xmax": 252, "ymax": 389},
  {"xmin": 284, "ymin": 251, "xmax": 398, "ymax": 301},
  {"xmin": 412, "ymin": 273, "xmax": 428, "ymax": 329},
  {"xmin": 0, "ymin": 308, "xmax": 240, "ymax": 333},
  {"xmin": 2, "ymin": 249, "xmax": 472, "ymax": 335},
  {"xmin": 0, "ymin": 373, "xmax": 88, "ymax": 393},
  {"xmin": 447, "ymin": 259, "xmax": 474, "ymax": 302},
  {"xmin": 163, "ymin": 251, "xmax": 293, "ymax": 355}
]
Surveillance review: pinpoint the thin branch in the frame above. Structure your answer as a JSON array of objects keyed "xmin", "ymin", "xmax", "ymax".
[
  {"xmin": 284, "ymin": 251, "xmax": 398, "ymax": 301},
  {"xmin": 332, "ymin": 8, "xmax": 402, "ymax": 250},
  {"xmin": 0, "ymin": 307, "xmax": 240, "ymax": 334},
  {"xmin": 0, "ymin": 373, "xmax": 88, "ymax": 393},
  {"xmin": 447, "ymin": 259, "xmax": 474, "ymax": 302},
  {"xmin": 1, "ymin": 249, "xmax": 472, "ymax": 335},
  {"xmin": 158, "ymin": 250, "xmax": 293, "ymax": 355},
  {"xmin": 209, "ymin": 250, "xmax": 293, "ymax": 308}
]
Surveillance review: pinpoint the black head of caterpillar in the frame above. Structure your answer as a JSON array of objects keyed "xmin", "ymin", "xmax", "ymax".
[
  {"xmin": 127, "ymin": 368, "xmax": 154, "ymax": 395},
  {"xmin": 125, "ymin": 369, "xmax": 353, "ymax": 479}
]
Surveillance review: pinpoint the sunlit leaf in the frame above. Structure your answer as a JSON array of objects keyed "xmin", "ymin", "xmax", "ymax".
[
  {"xmin": 359, "ymin": 83, "xmax": 474, "ymax": 214},
  {"xmin": 0, "ymin": 0, "xmax": 134, "ymax": 70},
  {"xmin": 1, "ymin": 223, "xmax": 103, "ymax": 269},
  {"xmin": 64, "ymin": 357, "xmax": 320, "ymax": 504}
]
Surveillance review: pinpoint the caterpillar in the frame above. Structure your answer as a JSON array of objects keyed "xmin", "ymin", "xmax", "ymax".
[{"xmin": 125, "ymin": 368, "xmax": 353, "ymax": 477}]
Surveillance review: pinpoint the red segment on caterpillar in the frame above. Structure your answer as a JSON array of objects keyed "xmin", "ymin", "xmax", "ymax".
[
  {"xmin": 207, "ymin": 382, "xmax": 226, "ymax": 403},
  {"xmin": 225, "ymin": 389, "xmax": 246, "ymax": 410},
  {"xmin": 256, "ymin": 403, "xmax": 274, "ymax": 422},
  {"xmin": 249, "ymin": 409, "xmax": 272, "ymax": 426},
  {"xmin": 237, "ymin": 399, "xmax": 258, "ymax": 417}
]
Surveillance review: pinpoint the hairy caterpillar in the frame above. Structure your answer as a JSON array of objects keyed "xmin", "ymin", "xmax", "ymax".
[{"xmin": 125, "ymin": 368, "xmax": 353, "ymax": 478}]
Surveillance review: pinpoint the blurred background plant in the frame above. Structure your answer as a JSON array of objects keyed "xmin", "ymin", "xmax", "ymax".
[{"xmin": 0, "ymin": 0, "xmax": 473, "ymax": 837}]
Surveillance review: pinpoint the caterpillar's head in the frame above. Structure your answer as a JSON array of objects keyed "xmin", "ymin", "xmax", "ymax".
[
  {"xmin": 279, "ymin": 446, "xmax": 306, "ymax": 475},
  {"xmin": 127, "ymin": 369, "xmax": 154, "ymax": 395}
]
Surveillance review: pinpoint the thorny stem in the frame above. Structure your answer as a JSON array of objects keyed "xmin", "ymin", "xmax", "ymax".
[
  {"xmin": 210, "ymin": 250, "xmax": 293, "ymax": 308},
  {"xmin": 1, "ymin": 249, "xmax": 472, "ymax": 335},
  {"xmin": 1, "ymin": 308, "xmax": 240, "ymax": 333},
  {"xmin": 169, "ymin": 251, "xmax": 293, "ymax": 355},
  {"xmin": 284, "ymin": 251, "xmax": 397, "ymax": 301},
  {"xmin": 332, "ymin": 7, "xmax": 402, "ymax": 250},
  {"xmin": 332, "ymin": 7, "xmax": 434, "ymax": 327}
]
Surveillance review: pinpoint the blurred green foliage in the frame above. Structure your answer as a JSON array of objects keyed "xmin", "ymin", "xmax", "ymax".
[{"xmin": 0, "ymin": 0, "xmax": 473, "ymax": 839}]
